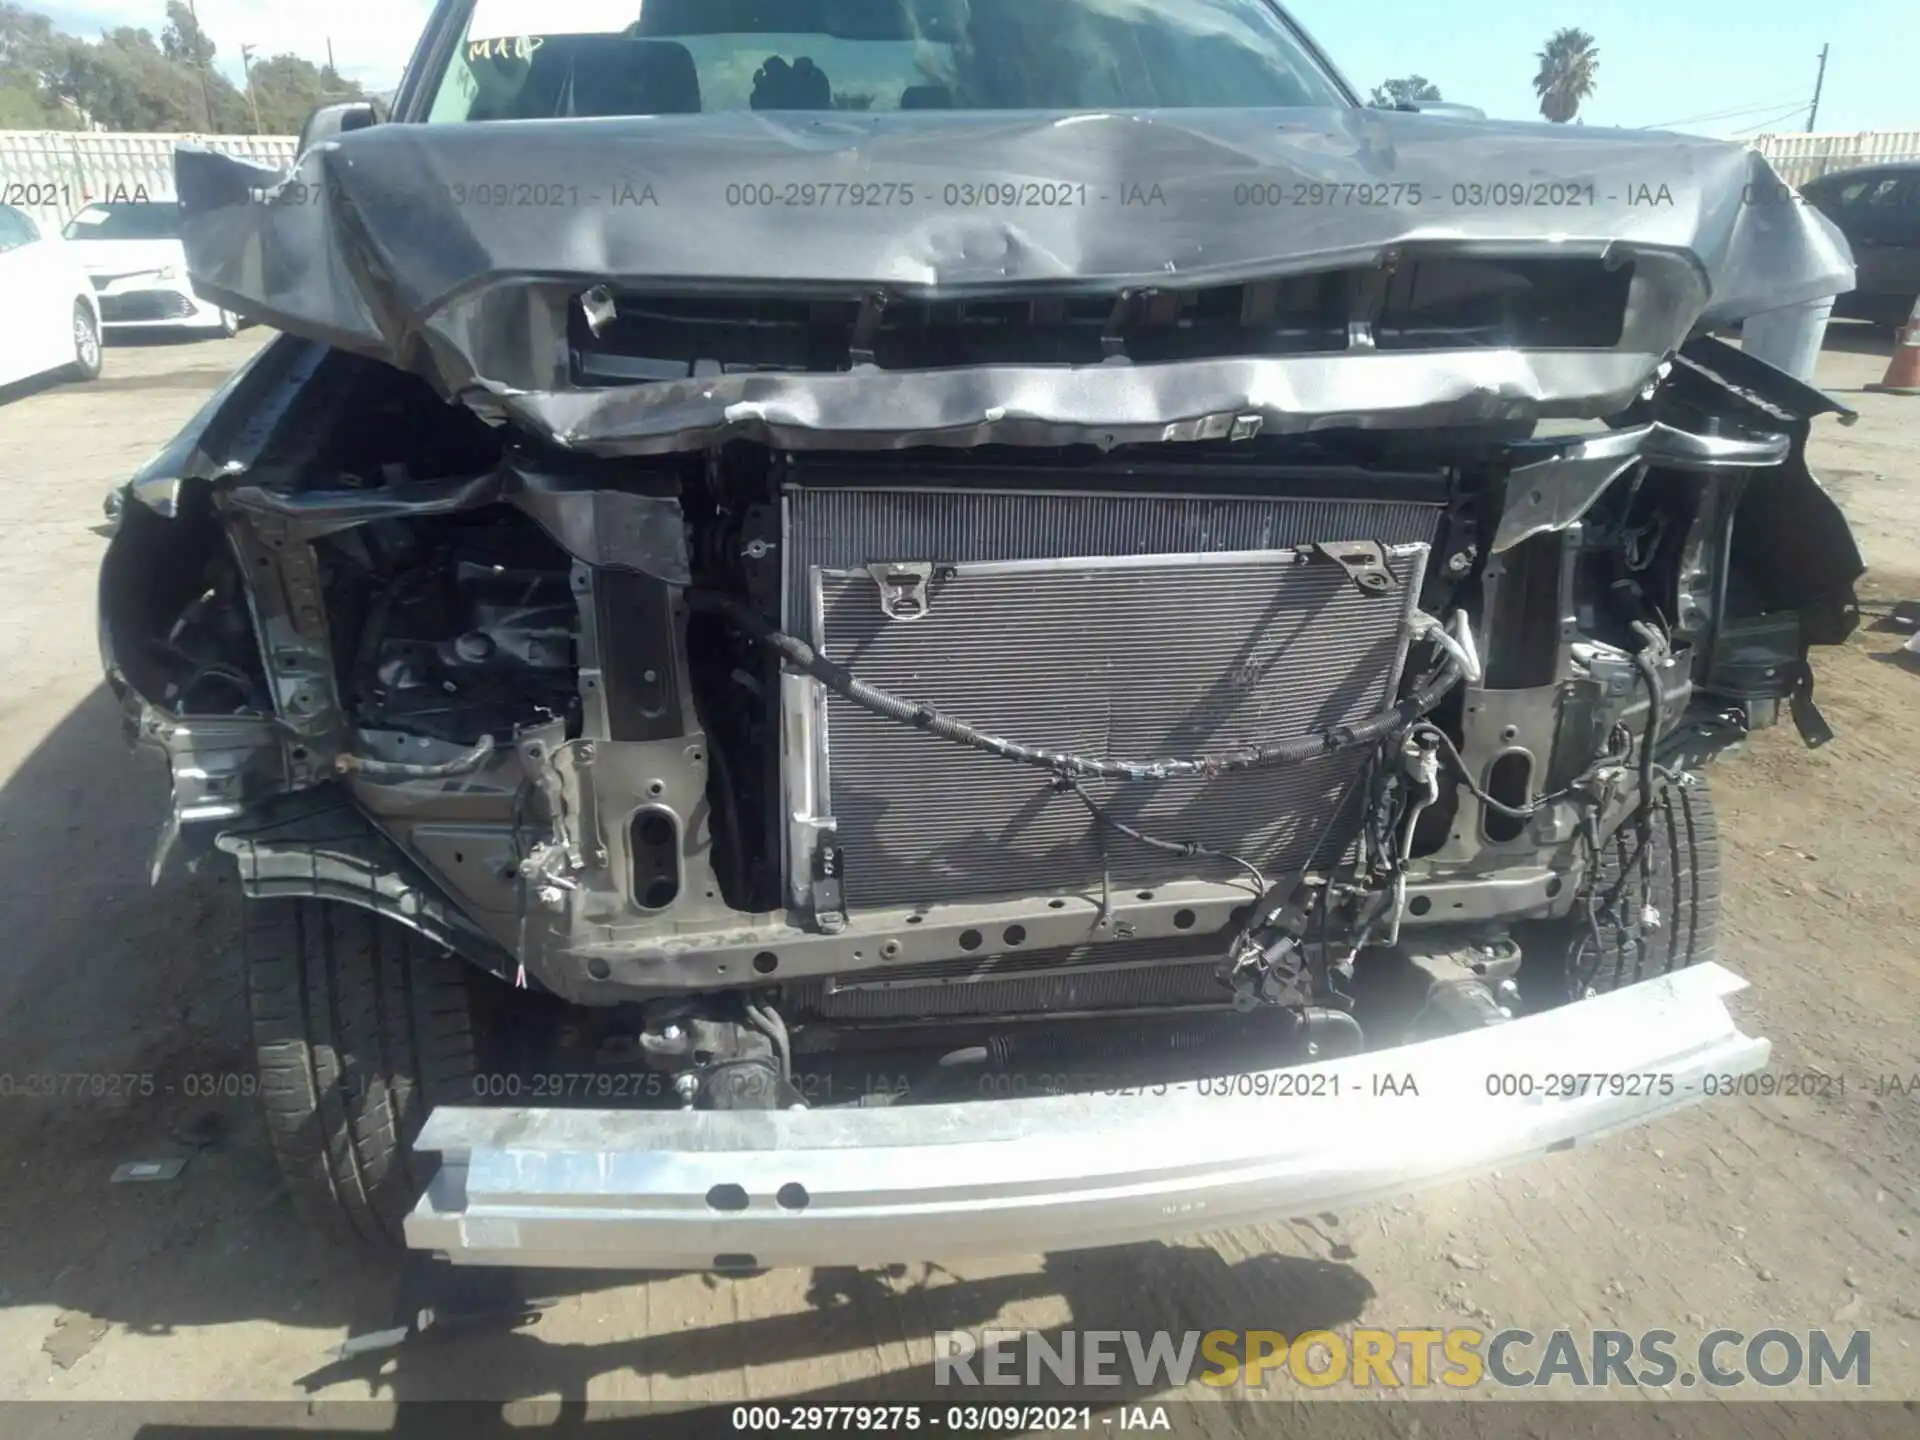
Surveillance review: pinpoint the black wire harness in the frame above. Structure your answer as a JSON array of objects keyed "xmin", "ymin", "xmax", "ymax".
[
  {"xmin": 686, "ymin": 590, "xmax": 1468, "ymax": 782},
  {"xmin": 685, "ymin": 589, "xmax": 1703, "ymax": 1011},
  {"xmin": 1054, "ymin": 776, "xmax": 1270, "ymax": 898}
]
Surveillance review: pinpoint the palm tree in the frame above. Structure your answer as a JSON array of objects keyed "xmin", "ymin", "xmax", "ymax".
[{"xmin": 1533, "ymin": 28, "xmax": 1599, "ymax": 123}]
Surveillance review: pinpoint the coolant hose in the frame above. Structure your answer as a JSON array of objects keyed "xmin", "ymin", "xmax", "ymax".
[
  {"xmin": 687, "ymin": 591, "xmax": 1464, "ymax": 782},
  {"xmin": 1299, "ymin": 1005, "xmax": 1366, "ymax": 1054}
]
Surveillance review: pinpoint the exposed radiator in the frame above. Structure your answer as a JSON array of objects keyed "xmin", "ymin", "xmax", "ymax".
[
  {"xmin": 780, "ymin": 482, "xmax": 1443, "ymax": 914},
  {"xmin": 783, "ymin": 482, "xmax": 1445, "ymax": 641}
]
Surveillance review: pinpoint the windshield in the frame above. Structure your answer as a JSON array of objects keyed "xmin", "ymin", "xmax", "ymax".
[
  {"xmin": 426, "ymin": 0, "xmax": 1347, "ymax": 120},
  {"xmin": 61, "ymin": 203, "xmax": 182, "ymax": 241}
]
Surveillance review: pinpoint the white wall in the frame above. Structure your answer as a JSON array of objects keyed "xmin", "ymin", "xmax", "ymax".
[
  {"xmin": 1753, "ymin": 130, "xmax": 1920, "ymax": 186},
  {"xmin": 0, "ymin": 130, "xmax": 297, "ymax": 237}
]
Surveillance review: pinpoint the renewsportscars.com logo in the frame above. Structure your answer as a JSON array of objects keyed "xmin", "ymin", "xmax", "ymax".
[{"xmin": 934, "ymin": 1327, "xmax": 1872, "ymax": 1391}]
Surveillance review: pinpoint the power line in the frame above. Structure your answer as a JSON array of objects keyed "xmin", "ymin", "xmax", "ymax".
[
  {"xmin": 1642, "ymin": 95, "xmax": 1808, "ymax": 129},
  {"xmin": 1640, "ymin": 93, "xmax": 1811, "ymax": 131},
  {"xmin": 1732, "ymin": 103, "xmax": 1821, "ymax": 138}
]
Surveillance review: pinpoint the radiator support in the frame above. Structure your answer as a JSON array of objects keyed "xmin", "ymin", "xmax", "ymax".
[{"xmin": 779, "ymin": 481, "xmax": 1439, "ymax": 925}]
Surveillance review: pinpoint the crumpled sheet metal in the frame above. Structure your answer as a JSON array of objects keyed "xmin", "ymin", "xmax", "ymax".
[
  {"xmin": 519, "ymin": 349, "xmax": 1659, "ymax": 455},
  {"xmin": 1491, "ymin": 421, "xmax": 1793, "ymax": 554},
  {"xmin": 126, "ymin": 338, "xmax": 329, "ymax": 516},
  {"xmin": 118, "ymin": 331, "xmax": 692, "ymax": 583},
  {"xmin": 175, "ymin": 108, "xmax": 1854, "ymax": 451},
  {"xmin": 225, "ymin": 466, "xmax": 692, "ymax": 584}
]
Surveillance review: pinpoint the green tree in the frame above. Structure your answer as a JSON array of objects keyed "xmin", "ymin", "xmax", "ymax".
[
  {"xmin": 52, "ymin": 24, "xmax": 249, "ymax": 131},
  {"xmin": 1533, "ymin": 28, "xmax": 1599, "ymax": 124},
  {"xmin": 1369, "ymin": 75, "xmax": 1442, "ymax": 109},
  {"xmin": 60, "ymin": 27, "xmax": 198, "ymax": 130},
  {"xmin": 160, "ymin": 0, "xmax": 215, "ymax": 68},
  {"xmin": 0, "ymin": 3, "xmax": 79, "ymax": 126},
  {"xmin": 0, "ymin": 4, "xmax": 355, "ymax": 134},
  {"xmin": 242, "ymin": 53, "xmax": 366, "ymax": 135}
]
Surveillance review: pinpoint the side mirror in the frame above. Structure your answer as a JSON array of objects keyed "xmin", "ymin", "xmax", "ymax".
[{"xmin": 297, "ymin": 100, "xmax": 381, "ymax": 157}]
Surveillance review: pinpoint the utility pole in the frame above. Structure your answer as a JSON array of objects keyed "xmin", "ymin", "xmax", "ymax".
[
  {"xmin": 1806, "ymin": 43, "xmax": 1829, "ymax": 132},
  {"xmin": 240, "ymin": 44, "xmax": 263, "ymax": 135},
  {"xmin": 185, "ymin": 0, "xmax": 216, "ymax": 132}
]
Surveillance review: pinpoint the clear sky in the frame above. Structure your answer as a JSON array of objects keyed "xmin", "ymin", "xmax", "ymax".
[
  {"xmin": 38, "ymin": 0, "xmax": 1919, "ymax": 137},
  {"xmin": 1308, "ymin": 0, "xmax": 1911, "ymax": 137}
]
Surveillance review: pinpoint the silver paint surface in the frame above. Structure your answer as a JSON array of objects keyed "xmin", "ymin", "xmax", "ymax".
[{"xmin": 172, "ymin": 109, "xmax": 1853, "ymax": 453}]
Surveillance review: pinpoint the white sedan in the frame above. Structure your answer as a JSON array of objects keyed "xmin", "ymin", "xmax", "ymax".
[
  {"xmin": 0, "ymin": 202, "xmax": 102, "ymax": 389},
  {"xmin": 62, "ymin": 200, "xmax": 241, "ymax": 337}
]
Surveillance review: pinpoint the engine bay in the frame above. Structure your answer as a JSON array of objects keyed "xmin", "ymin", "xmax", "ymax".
[
  {"xmin": 322, "ymin": 512, "xmax": 583, "ymax": 744},
  {"xmin": 95, "ymin": 335, "xmax": 1863, "ymax": 1105}
]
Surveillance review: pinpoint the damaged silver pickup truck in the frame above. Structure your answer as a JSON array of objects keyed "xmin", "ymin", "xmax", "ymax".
[{"xmin": 100, "ymin": 0, "xmax": 1865, "ymax": 1270}]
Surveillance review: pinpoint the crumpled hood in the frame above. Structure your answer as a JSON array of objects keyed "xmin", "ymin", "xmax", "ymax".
[{"xmin": 175, "ymin": 108, "xmax": 1853, "ymax": 453}]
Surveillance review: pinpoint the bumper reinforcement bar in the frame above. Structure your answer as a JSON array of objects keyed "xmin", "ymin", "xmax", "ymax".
[{"xmin": 406, "ymin": 963, "xmax": 1766, "ymax": 1270}]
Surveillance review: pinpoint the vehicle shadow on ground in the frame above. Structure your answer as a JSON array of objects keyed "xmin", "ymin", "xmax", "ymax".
[
  {"xmin": 0, "ymin": 369, "xmax": 85, "ymax": 408},
  {"xmin": 0, "ymin": 684, "xmax": 1378, "ymax": 1406},
  {"xmin": 285, "ymin": 1244, "xmax": 1375, "ymax": 1413},
  {"xmin": 0, "ymin": 685, "xmax": 567, "ymax": 1350},
  {"xmin": 103, "ymin": 329, "xmax": 233, "ymax": 349},
  {"xmin": 1819, "ymin": 320, "xmax": 1900, "ymax": 360},
  {"xmin": 0, "ymin": 330, "xmax": 252, "ymax": 409}
]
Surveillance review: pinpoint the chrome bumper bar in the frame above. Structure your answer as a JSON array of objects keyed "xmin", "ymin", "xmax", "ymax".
[{"xmin": 405, "ymin": 964, "xmax": 1767, "ymax": 1270}]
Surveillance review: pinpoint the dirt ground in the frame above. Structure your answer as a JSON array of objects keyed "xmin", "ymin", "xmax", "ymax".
[{"xmin": 0, "ymin": 324, "xmax": 1916, "ymax": 1428}]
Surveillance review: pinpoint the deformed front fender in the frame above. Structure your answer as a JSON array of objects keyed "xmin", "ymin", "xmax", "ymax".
[
  {"xmin": 122, "ymin": 334, "xmax": 332, "ymax": 516},
  {"xmin": 1679, "ymin": 336, "xmax": 1866, "ymax": 645},
  {"xmin": 1730, "ymin": 444, "xmax": 1864, "ymax": 647}
]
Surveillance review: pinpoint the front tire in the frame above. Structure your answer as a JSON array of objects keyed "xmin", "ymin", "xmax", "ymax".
[
  {"xmin": 66, "ymin": 300, "xmax": 102, "ymax": 381},
  {"xmin": 245, "ymin": 900, "xmax": 481, "ymax": 1250},
  {"xmin": 1525, "ymin": 779, "xmax": 1721, "ymax": 1002},
  {"xmin": 213, "ymin": 308, "xmax": 241, "ymax": 338}
]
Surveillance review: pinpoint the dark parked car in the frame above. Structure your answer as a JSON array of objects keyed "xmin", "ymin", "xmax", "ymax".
[
  {"xmin": 1802, "ymin": 162, "xmax": 1920, "ymax": 327},
  {"xmin": 100, "ymin": 0, "xmax": 1863, "ymax": 1271}
]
